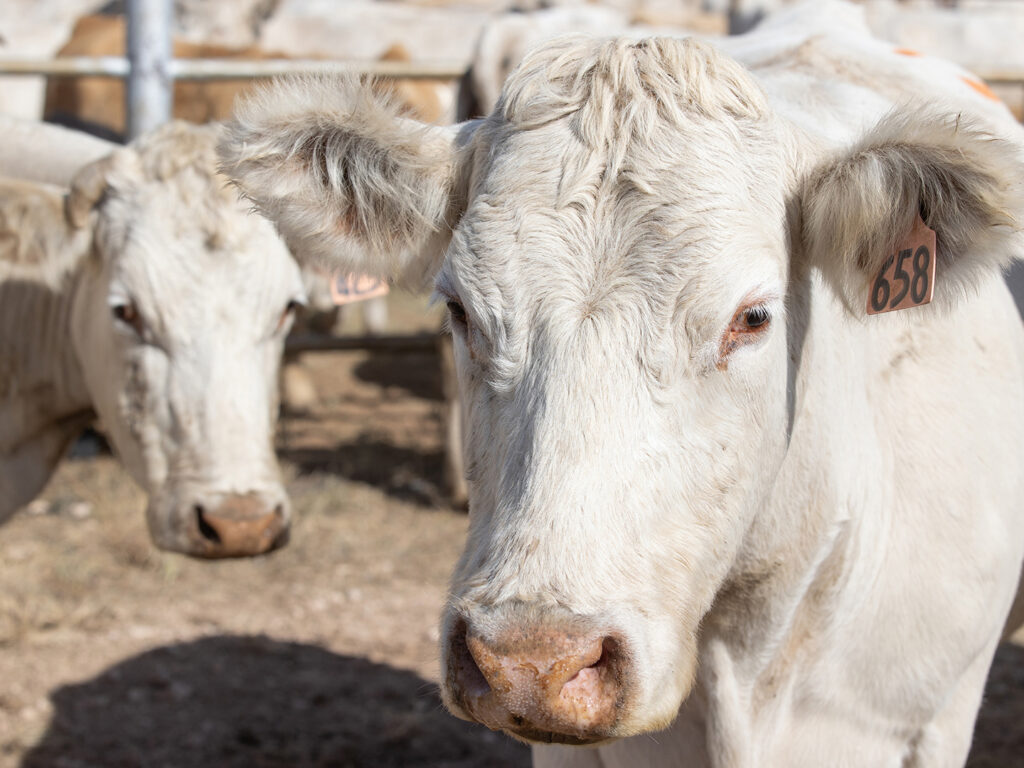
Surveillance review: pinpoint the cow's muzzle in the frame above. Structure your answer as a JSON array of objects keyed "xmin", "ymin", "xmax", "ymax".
[
  {"xmin": 445, "ymin": 615, "xmax": 629, "ymax": 744},
  {"xmin": 188, "ymin": 492, "xmax": 289, "ymax": 558}
]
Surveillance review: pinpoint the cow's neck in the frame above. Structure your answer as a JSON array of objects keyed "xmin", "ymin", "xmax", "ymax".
[
  {"xmin": 0, "ymin": 262, "xmax": 94, "ymax": 455},
  {"xmin": 695, "ymin": 268, "xmax": 878, "ymax": 757}
]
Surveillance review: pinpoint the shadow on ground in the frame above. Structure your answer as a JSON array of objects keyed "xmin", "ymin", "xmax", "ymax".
[
  {"xmin": 15, "ymin": 636, "xmax": 1024, "ymax": 767},
  {"xmin": 969, "ymin": 642, "xmax": 1024, "ymax": 767},
  {"xmin": 21, "ymin": 635, "xmax": 528, "ymax": 768},
  {"xmin": 352, "ymin": 350, "xmax": 445, "ymax": 403},
  {"xmin": 278, "ymin": 441, "xmax": 447, "ymax": 508}
]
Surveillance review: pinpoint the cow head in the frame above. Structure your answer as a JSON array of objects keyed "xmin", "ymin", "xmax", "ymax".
[
  {"xmin": 221, "ymin": 37, "xmax": 1023, "ymax": 740},
  {"xmin": 67, "ymin": 121, "xmax": 305, "ymax": 558}
]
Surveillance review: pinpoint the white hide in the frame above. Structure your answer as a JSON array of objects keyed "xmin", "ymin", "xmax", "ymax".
[
  {"xmin": 457, "ymin": 5, "xmax": 731, "ymax": 121},
  {"xmin": 458, "ymin": 6, "xmax": 632, "ymax": 120},
  {"xmin": 1, "ymin": 121, "xmax": 304, "ymax": 557},
  {"xmin": 0, "ymin": 114, "xmax": 115, "ymax": 188},
  {"xmin": 260, "ymin": 0, "xmax": 489, "ymax": 67},
  {"xmin": 220, "ymin": 1, "xmax": 1024, "ymax": 764}
]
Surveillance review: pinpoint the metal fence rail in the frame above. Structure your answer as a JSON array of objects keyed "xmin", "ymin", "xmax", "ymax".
[{"xmin": 0, "ymin": 57, "xmax": 468, "ymax": 81}]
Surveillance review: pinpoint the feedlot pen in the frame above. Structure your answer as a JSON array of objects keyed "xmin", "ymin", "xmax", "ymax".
[
  {"xmin": 2, "ymin": 15, "xmax": 1024, "ymax": 760},
  {"xmin": 0, "ymin": 291, "xmax": 1021, "ymax": 767}
]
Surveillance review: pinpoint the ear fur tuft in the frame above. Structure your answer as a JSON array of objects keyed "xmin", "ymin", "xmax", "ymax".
[
  {"xmin": 802, "ymin": 109, "xmax": 1024, "ymax": 310},
  {"xmin": 219, "ymin": 76, "xmax": 458, "ymax": 287}
]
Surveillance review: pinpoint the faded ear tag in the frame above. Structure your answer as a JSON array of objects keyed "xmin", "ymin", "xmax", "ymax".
[
  {"xmin": 329, "ymin": 274, "xmax": 390, "ymax": 305},
  {"xmin": 866, "ymin": 216, "xmax": 937, "ymax": 315}
]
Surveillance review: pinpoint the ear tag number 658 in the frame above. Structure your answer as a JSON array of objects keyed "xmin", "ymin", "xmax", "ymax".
[{"xmin": 866, "ymin": 216, "xmax": 937, "ymax": 315}]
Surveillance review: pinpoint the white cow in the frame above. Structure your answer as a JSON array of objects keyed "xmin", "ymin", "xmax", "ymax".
[
  {"xmin": 221, "ymin": 0, "xmax": 1024, "ymax": 763},
  {"xmin": 1, "ymin": 121, "xmax": 305, "ymax": 558},
  {"xmin": 0, "ymin": 115, "xmax": 115, "ymax": 187},
  {"xmin": 456, "ymin": 5, "xmax": 727, "ymax": 122},
  {"xmin": 457, "ymin": 6, "xmax": 635, "ymax": 121}
]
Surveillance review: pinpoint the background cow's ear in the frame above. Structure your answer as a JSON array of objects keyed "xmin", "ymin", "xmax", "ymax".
[
  {"xmin": 65, "ymin": 155, "xmax": 112, "ymax": 229},
  {"xmin": 65, "ymin": 149, "xmax": 136, "ymax": 230},
  {"xmin": 219, "ymin": 76, "xmax": 471, "ymax": 289},
  {"xmin": 800, "ymin": 110, "xmax": 1024, "ymax": 312}
]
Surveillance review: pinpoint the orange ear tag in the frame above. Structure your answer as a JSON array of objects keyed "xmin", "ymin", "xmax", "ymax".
[
  {"xmin": 866, "ymin": 216, "xmax": 937, "ymax": 315},
  {"xmin": 329, "ymin": 273, "xmax": 390, "ymax": 305}
]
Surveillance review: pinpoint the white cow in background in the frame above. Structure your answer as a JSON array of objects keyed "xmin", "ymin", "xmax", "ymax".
[
  {"xmin": 1, "ymin": 121, "xmax": 305, "ymax": 558},
  {"xmin": 0, "ymin": 0, "xmax": 106, "ymax": 120},
  {"xmin": 0, "ymin": 115, "xmax": 114, "ymax": 187},
  {"xmin": 457, "ymin": 6, "xmax": 633, "ymax": 121},
  {"xmin": 222, "ymin": 0, "xmax": 1024, "ymax": 763}
]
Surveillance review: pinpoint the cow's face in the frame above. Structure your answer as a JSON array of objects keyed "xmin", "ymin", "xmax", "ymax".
[
  {"xmin": 435, "ymin": 81, "xmax": 794, "ymax": 738},
  {"xmin": 69, "ymin": 123, "xmax": 305, "ymax": 558},
  {"xmin": 221, "ymin": 35, "xmax": 1022, "ymax": 742}
]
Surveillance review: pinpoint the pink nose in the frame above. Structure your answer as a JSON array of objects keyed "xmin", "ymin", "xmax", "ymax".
[
  {"xmin": 190, "ymin": 494, "xmax": 288, "ymax": 558},
  {"xmin": 446, "ymin": 620, "xmax": 626, "ymax": 744}
]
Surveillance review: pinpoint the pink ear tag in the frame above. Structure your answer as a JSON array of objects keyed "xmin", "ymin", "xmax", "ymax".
[
  {"xmin": 866, "ymin": 215, "xmax": 937, "ymax": 315},
  {"xmin": 329, "ymin": 274, "xmax": 390, "ymax": 305}
]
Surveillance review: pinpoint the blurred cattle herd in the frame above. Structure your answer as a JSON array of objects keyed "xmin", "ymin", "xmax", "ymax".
[
  {"xmin": 4, "ymin": 0, "xmax": 1024, "ymax": 544},
  {"xmin": 2, "ymin": 1, "xmax": 1024, "ymax": 764},
  {"xmin": 6, "ymin": 0, "xmax": 1024, "ymax": 135}
]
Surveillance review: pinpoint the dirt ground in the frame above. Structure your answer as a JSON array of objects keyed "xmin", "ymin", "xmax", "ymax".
[{"xmin": 0, "ymin": 292, "xmax": 1022, "ymax": 768}]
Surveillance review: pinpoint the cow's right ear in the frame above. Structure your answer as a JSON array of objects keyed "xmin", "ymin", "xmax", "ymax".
[
  {"xmin": 220, "ymin": 77, "xmax": 472, "ymax": 288},
  {"xmin": 65, "ymin": 149, "xmax": 137, "ymax": 229},
  {"xmin": 66, "ymin": 155, "xmax": 112, "ymax": 229}
]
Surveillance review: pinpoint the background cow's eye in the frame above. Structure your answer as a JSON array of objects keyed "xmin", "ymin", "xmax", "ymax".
[
  {"xmin": 276, "ymin": 298, "xmax": 303, "ymax": 333},
  {"xmin": 111, "ymin": 301, "xmax": 144, "ymax": 335},
  {"xmin": 447, "ymin": 299, "xmax": 468, "ymax": 330}
]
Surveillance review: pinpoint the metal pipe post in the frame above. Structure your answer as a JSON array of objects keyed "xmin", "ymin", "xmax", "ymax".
[{"xmin": 126, "ymin": 0, "xmax": 172, "ymax": 139}]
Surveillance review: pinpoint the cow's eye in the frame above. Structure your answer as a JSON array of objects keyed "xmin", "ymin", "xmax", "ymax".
[
  {"xmin": 740, "ymin": 305, "xmax": 771, "ymax": 330},
  {"xmin": 277, "ymin": 298, "xmax": 303, "ymax": 333},
  {"xmin": 111, "ymin": 301, "xmax": 144, "ymax": 336},
  {"xmin": 718, "ymin": 301, "xmax": 773, "ymax": 367},
  {"xmin": 447, "ymin": 299, "xmax": 468, "ymax": 332}
]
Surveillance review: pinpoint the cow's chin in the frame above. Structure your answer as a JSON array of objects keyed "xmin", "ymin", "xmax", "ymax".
[
  {"xmin": 443, "ymin": 680, "xmax": 691, "ymax": 747},
  {"xmin": 449, "ymin": 695, "xmax": 687, "ymax": 748}
]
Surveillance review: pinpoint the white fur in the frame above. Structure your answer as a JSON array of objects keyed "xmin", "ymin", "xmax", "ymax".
[
  {"xmin": 220, "ymin": 2, "xmax": 1024, "ymax": 764},
  {"xmin": 0, "ymin": 121, "xmax": 304, "ymax": 556},
  {"xmin": 0, "ymin": 114, "xmax": 115, "ymax": 188}
]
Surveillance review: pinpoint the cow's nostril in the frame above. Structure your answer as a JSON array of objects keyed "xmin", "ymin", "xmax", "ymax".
[
  {"xmin": 273, "ymin": 504, "xmax": 284, "ymax": 518},
  {"xmin": 563, "ymin": 636, "xmax": 621, "ymax": 695},
  {"xmin": 451, "ymin": 621, "xmax": 491, "ymax": 700},
  {"xmin": 592, "ymin": 637, "xmax": 617, "ymax": 669},
  {"xmin": 194, "ymin": 504, "xmax": 222, "ymax": 544}
]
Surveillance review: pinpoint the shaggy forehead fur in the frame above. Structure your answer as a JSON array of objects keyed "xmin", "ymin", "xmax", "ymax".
[
  {"xmin": 447, "ymin": 37, "xmax": 791, "ymax": 382},
  {"xmin": 108, "ymin": 122, "xmax": 261, "ymax": 256},
  {"xmin": 497, "ymin": 36, "xmax": 768, "ymax": 141}
]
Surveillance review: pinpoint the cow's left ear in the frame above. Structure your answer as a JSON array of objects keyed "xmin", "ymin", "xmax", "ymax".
[{"xmin": 801, "ymin": 110, "xmax": 1024, "ymax": 311}]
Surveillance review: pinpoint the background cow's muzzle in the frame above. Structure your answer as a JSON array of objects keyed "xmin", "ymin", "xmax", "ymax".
[
  {"xmin": 444, "ymin": 606, "xmax": 631, "ymax": 744},
  {"xmin": 150, "ymin": 488, "xmax": 291, "ymax": 558},
  {"xmin": 189, "ymin": 492, "xmax": 290, "ymax": 558}
]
